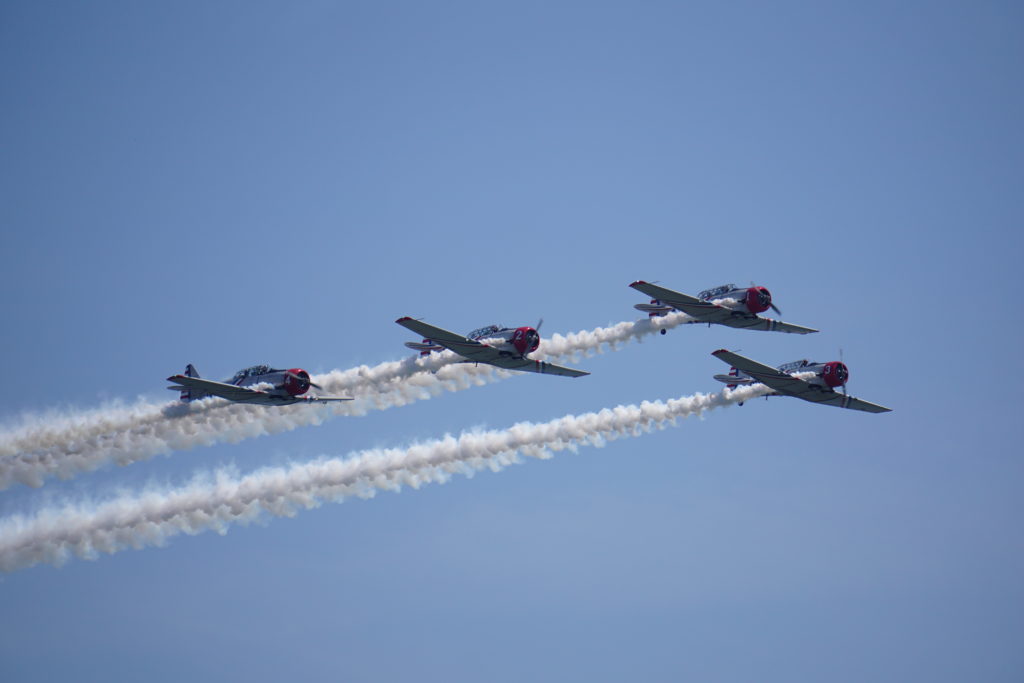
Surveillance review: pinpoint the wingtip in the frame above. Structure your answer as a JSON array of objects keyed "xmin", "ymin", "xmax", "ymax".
[
  {"xmin": 629, "ymin": 280, "xmax": 648, "ymax": 288},
  {"xmin": 711, "ymin": 349, "xmax": 729, "ymax": 357},
  {"xmin": 395, "ymin": 316, "xmax": 413, "ymax": 324}
]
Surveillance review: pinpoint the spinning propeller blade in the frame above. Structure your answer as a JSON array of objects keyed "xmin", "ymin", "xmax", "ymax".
[
  {"xmin": 285, "ymin": 371, "xmax": 321, "ymax": 390},
  {"xmin": 839, "ymin": 348, "xmax": 848, "ymax": 397},
  {"xmin": 751, "ymin": 280, "xmax": 781, "ymax": 315}
]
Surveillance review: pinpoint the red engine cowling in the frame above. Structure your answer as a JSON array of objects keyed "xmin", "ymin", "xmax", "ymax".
[
  {"xmin": 745, "ymin": 286, "xmax": 772, "ymax": 314},
  {"xmin": 821, "ymin": 361, "xmax": 849, "ymax": 388},
  {"xmin": 283, "ymin": 368, "xmax": 312, "ymax": 396},
  {"xmin": 511, "ymin": 327, "xmax": 541, "ymax": 356}
]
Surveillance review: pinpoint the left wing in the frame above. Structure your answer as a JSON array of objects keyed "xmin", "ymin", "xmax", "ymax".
[
  {"xmin": 396, "ymin": 317, "xmax": 502, "ymax": 364},
  {"xmin": 167, "ymin": 376, "xmax": 275, "ymax": 403},
  {"xmin": 711, "ymin": 350, "xmax": 891, "ymax": 413},
  {"xmin": 711, "ymin": 349, "xmax": 809, "ymax": 395},
  {"xmin": 167, "ymin": 375, "xmax": 352, "ymax": 405},
  {"xmin": 396, "ymin": 317, "xmax": 589, "ymax": 377},
  {"xmin": 630, "ymin": 281, "xmax": 818, "ymax": 334}
]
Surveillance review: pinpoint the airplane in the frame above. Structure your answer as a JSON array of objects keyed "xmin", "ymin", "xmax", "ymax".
[
  {"xmin": 166, "ymin": 364, "xmax": 353, "ymax": 406},
  {"xmin": 395, "ymin": 317, "xmax": 590, "ymax": 378},
  {"xmin": 630, "ymin": 281, "xmax": 818, "ymax": 335},
  {"xmin": 710, "ymin": 349, "xmax": 891, "ymax": 413}
]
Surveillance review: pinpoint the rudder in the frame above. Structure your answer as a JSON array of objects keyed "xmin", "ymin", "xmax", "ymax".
[{"xmin": 179, "ymin": 364, "xmax": 200, "ymax": 402}]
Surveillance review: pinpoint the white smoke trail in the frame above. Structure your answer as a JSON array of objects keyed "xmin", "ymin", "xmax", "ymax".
[
  {"xmin": 0, "ymin": 383, "xmax": 770, "ymax": 572},
  {"xmin": 536, "ymin": 311, "xmax": 691, "ymax": 361},
  {"xmin": 0, "ymin": 361, "xmax": 507, "ymax": 489},
  {"xmin": 0, "ymin": 313, "xmax": 694, "ymax": 489}
]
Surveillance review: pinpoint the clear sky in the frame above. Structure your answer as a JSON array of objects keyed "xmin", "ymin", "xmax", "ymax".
[{"xmin": 1, "ymin": 1, "xmax": 1022, "ymax": 681}]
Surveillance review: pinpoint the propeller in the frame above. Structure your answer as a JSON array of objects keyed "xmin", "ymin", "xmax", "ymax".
[
  {"xmin": 285, "ymin": 371, "xmax": 322, "ymax": 390},
  {"xmin": 535, "ymin": 318, "xmax": 544, "ymax": 333},
  {"xmin": 839, "ymin": 348, "xmax": 848, "ymax": 397},
  {"xmin": 750, "ymin": 280, "xmax": 782, "ymax": 315}
]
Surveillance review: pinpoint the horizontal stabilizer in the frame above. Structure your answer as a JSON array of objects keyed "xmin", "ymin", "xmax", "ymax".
[
  {"xmin": 634, "ymin": 303, "xmax": 673, "ymax": 313},
  {"xmin": 713, "ymin": 374, "xmax": 753, "ymax": 385},
  {"xmin": 405, "ymin": 341, "xmax": 441, "ymax": 351}
]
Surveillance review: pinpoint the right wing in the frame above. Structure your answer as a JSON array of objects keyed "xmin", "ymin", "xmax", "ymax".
[
  {"xmin": 711, "ymin": 350, "xmax": 891, "ymax": 413},
  {"xmin": 808, "ymin": 392, "xmax": 892, "ymax": 414},
  {"xmin": 486, "ymin": 356, "xmax": 589, "ymax": 378},
  {"xmin": 396, "ymin": 317, "xmax": 502, "ymax": 363},
  {"xmin": 298, "ymin": 394, "xmax": 356, "ymax": 403},
  {"xmin": 719, "ymin": 317, "xmax": 819, "ymax": 334},
  {"xmin": 630, "ymin": 281, "xmax": 818, "ymax": 334}
]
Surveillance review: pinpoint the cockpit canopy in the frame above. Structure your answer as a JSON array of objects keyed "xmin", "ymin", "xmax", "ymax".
[
  {"xmin": 698, "ymin": 284, "xmax": 736, "ymax": 301},
  {"xmin": 229, "ymin": 365, "xmax": 278, "ymax": 384},
  {"xmin": 467, "ymin": 324, "xmax": 504, "ymax": 340}
]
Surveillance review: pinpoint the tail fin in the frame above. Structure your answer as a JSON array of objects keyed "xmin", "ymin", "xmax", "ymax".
[
  {"xmin": 711, "ymin": 367, "xmax": 750, "ymax": 406},
  {"xmin": 712, "ymin": 368, "xmax": 743, "ymax": 389},
  {"xmin": 180, "ymin": 364, "xmax": 200, "ymax": 402}
]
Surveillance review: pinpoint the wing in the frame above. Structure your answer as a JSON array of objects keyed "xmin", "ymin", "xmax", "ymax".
[
  {"xmin": 629, "ymin": 281, "xmax": 818, "ymax": 334},
  {"xmin": 168, "ymin": 375, "xmax": 354, "ymax": 405},
  {"xmin": 630, "ymin": 281, "xmax": 728, "ymax": 321},
  {"xmin": 711, "ymin": 349, "xmax": 805, "ymax": 394},
  {"xmin": 710, "ymin": 350, "xmax": 891, "ymax": 413},
  {"xmin": 395, "ymin": 318, "xmax": 588, "ymax": 377},
  {"xmin": 719, "ymin": 317, "xmax": 819, "ymax": 334},
  {"xmin": 396, "ymin": 317, "xmax": 503, "ymax": 363},
  {"xmin": 486, "ymin": 356, "xmax": 590, "ymax": 378},
  {"xmin": 807, "ymin": 392, "xmax": 892, "ymax": 413},
  {"xmin": 166, "ymin": 375, "xmax": 282, "ymax": 405}
]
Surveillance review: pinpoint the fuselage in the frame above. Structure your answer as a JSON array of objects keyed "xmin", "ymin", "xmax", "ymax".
[
  {"xmin": 714, "ymin": 359, "xmax": 849, "ymax": 390},
  {"xmin": 636, "ymin": 283, "xmax": 774, "ymax": 317},
  {"xmin": 227, "ymin": 365, "xmax": 314, "ymax": 397},
  {"xmin": 406, "ymin": 324, "xmax": 541, "ymax": 358}
]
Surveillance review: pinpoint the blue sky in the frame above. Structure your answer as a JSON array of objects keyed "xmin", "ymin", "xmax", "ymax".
[{"xmin": 1, "ymin": 1, "xmax": 1022, "ymax": 681}]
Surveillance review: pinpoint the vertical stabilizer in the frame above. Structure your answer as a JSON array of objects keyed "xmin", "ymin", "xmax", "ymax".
[{"xmin": 180, "ymin": 364, "xmax": 200, "ymax": 402}]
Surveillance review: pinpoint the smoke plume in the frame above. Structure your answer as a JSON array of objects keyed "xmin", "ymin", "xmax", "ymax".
[{"xmin": 0, "ymin": 382, "xmax": 766, "ymax": 572}]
